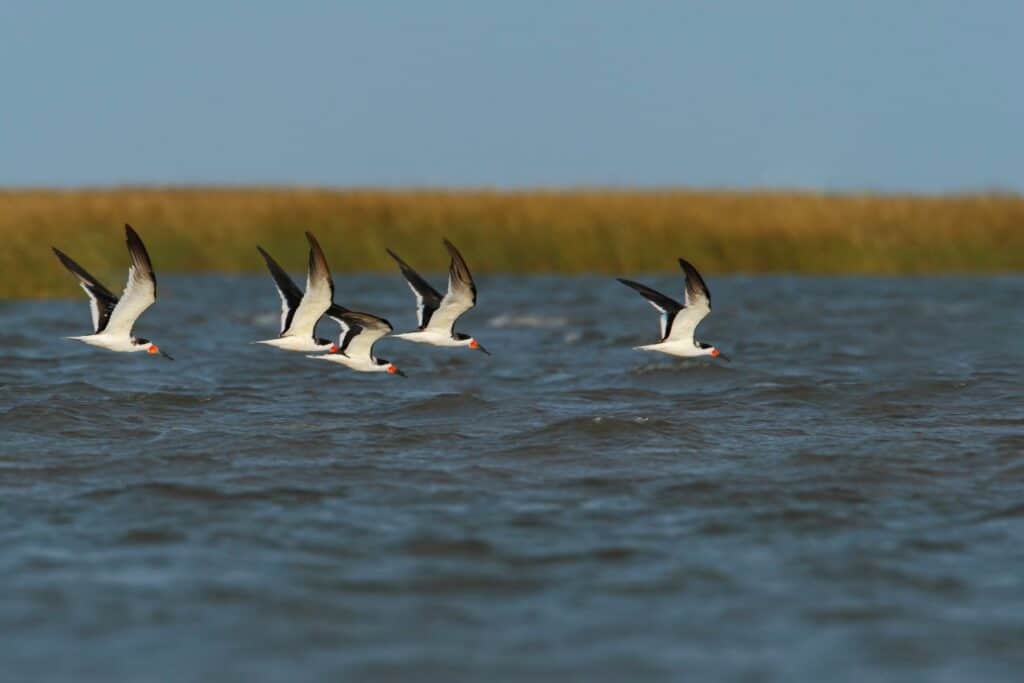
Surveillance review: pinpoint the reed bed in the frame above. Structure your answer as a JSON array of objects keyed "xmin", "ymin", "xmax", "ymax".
[{"xmin": 1, "ymin": 188, "xmax": 1021, "ymax": 298}]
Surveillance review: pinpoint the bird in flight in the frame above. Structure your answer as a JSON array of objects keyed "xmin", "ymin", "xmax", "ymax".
[
  {"xmin": 52, "ymin": 224, "xmax": 172, "ymax": 359},
  {"xmin": 618, "ymin": 258, "xmax": 729, "ymax": 361},
  {"xmin": 309, "ymin": 309, "xmax": 406, "ymax": 377},
  {"xmin": 255, "ymin": 232, "xmax": 341, "ymax": 354},
  {"xmin": 387, "ymin": 239, "xmax": 490, "ymax": 355}
]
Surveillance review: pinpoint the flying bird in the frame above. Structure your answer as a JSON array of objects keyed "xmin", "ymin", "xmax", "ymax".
[
  {"xmin": 52, "ymin": 224, "xmax": 172, "ymax": 359},
  {"xmin": 308, "ymin": 309, "xmax": 406, "ymax": 376},
  {"xmin": 618, "ymin": 258, "xmax": 729, "ymax": 361},
  {"xmin": 255, "ymin": 232, "xmax": 341, "ymax": 353},
  {"xmin": 387, "ymin": 239, "xmax": 489, "ymax": 354}
]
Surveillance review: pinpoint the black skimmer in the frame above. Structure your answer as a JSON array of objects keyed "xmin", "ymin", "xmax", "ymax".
[
  {"xmin": 52, "ymin": 224, "xmax": 172, "ymax": 359},
  {"xmin": 255, "ymin": 232, "xmax": 341, "ymax": 353},
  {"xmin": 386, "ymin": 239, "xmax": 490, "ymax": 354},
  {"xmin": 308, "ymin": 309, "xmax": 406, "ymax": 376},
  {"xmin": 618, "ymin": 258, "xmax": 730, "ymax": 361}
]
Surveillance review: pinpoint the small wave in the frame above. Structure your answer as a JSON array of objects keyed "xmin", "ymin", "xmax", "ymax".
[
  {"xmin": 403, "ymin": 536, "xmax": 494, "ymax": 558},
  {"xmin": 250, "ymin": 312, "xmax": 280, "ymax": 327},
  {"xmin": 83, "ymin": 481, "xmax": 329, "ymax": 504},
  {"xmin": 395, "ymin": 392, "xmax": 492, "ymax": 417},
  {"xmin": 116, "ymin": 527, "xmax": 187, "ymax": 545},
  {"xmin": 632, "ymin": 360, "xmax": 729, "ymax": 375},
  {"xmin": 487, "ymin": 313, "xmax": 569, "ymax": 329},
  {"xmin": 978, "ymin": 503, "xmax": 1024, "ymax": 522},
  {"xmin": 506, "ymin": 414, "xmax": 691, "ymax": 451}
]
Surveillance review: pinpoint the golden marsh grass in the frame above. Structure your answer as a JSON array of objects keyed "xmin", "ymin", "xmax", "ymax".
[{"xmin": 1, "ymin": 187, "xmax": 1022, "ymax": 298}]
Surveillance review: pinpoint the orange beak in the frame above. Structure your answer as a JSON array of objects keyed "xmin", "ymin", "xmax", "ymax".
[
  {"xmin": 468, "ymin": 339, "xmax": 491, "ymax": 355},
  {"xmin": 329, "ymin": 344, "xmax": 339, "ymax": 353},
  {"xmin": 711, "ymin": 348, "xmax": 720, "ymax": 357},
  {"xmin": 147, "ymin": 344, "xmax": 173, "ymax": 360},
  {"xmin": 387, "ymin": 364, "xmax": 407, "ymax": 377}
]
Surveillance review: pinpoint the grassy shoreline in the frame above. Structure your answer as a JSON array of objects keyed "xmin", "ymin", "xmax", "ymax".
[{"xmin": 2, "ymin": 188, "xmax": 1022, "ymax": 298}]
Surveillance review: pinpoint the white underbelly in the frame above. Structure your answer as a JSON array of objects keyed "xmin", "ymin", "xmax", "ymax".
[
  {"xmin": 256, "ymin": 336, "xmax": 327, "ymax": 353},
  {"xmin": 71, "ymin": 334, "xmax": 139, "ymax": 353},
  {"xmin": 392, "ymin": 331, "xmax": 458, "ymax": 346},
  {"xmin": 636, "ymin": 341, "xmax": 705, "ymax": 358},
  {"xmin": 308, "ymin": 354, "xmax": 379, "ymax": 373}
]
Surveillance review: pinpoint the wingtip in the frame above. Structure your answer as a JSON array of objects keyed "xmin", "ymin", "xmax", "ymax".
[
  {"xmin": 442, "ymin": 238, "xmax": 463, "ymax": 258},
  {"xmin": 124, "ymin": 224, "xmax": 146, "ymax": 253},
  {"xmin": 385, "ymin": 247, "xmax": 411, "ymax": 269},
  {"xmin": 327, "ymin": 303, "xmax": 350, "ymax": 317}
]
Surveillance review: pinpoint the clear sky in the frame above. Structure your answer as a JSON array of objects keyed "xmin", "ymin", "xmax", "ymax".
[{"xmin": 1, "ymin": 1, "xmax": 1021, "ymax": 191}]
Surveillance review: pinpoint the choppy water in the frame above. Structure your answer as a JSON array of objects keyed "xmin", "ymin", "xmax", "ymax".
[{"xmin": 1, "ymin": 274, "xmax": 1022, "ymax": 681}]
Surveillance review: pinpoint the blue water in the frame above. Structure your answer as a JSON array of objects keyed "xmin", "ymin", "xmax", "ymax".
[{"xmin": 1, "ymin": 274, "xmax": 1022, "ymax": 681}]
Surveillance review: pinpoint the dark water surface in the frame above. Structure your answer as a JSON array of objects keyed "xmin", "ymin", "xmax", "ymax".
[{"xmin": 1, "ymin": 274, "xmax": 1022, "ymax": 681}]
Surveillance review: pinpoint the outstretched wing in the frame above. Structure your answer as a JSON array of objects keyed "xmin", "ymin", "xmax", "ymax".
[
  {"xmin": 104, "ymin": 225, "xmax": 158, "ymax": 337},
  {"xmin": 424, "ymin": 238, "xmax": 477, "ymax": 335},
  {"xmin": 285, "ymin": 232, "xmax": 334, "ymax": 338},
  {"xmin": 387, "ymin": 248, "xmax": 443, "ymax": 330},
  {"xmin": 335, "ymin": 310, "xmax": 393, "ymax": 361},
  {"xmin": 325, "ymin": 303, "xmax": 351, "ymax": 326},
  {"xmin": 668, "ymin": 258, "xmax": 712, "ymax": 342},
  {"xmin": 52, "ymin": 247, "xmax": 120, "ymax": 334},
  {"xmin": 325, "ymin": 302, "xmax": 351, "ymax": 340},
  {"xmin": 257, "ymin": 246, "xmax": 304, "ymax": 336},
  {"xmin": 617, "ymin": 278, "xmax": 683, "ymax": 342}
]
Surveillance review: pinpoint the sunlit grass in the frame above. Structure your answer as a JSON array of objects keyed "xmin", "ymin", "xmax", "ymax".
[{"xmin": 1, "ymin": 187, "xmax": 1021, "ymax": 298}]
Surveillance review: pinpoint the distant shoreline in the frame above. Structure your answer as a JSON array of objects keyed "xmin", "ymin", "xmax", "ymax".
[{"xmin": 2, "ymin": 187, "xmax": 1022, "ymax": 298}]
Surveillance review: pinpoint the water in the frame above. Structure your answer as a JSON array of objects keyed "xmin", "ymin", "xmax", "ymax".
[{"xmin": 1, "ymin": 274, "xmax": 1022, "ymax": 681}]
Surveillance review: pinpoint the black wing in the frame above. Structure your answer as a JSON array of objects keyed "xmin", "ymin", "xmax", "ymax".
[
  {"xmin": 52, "ymin": 247, "xmax": 119, "ymax": 333},
  {"xmin": 386, "ymin": 248, "xmax": 444, "ymax": 330},
  {"xmin": 617, "ymin": 278, "xmax": 684, "ymax": 342},
  {"xmin": 443, "ymin": 238, "xmax": 478, "ymax": 304},
  {"xmin": 124, "ymin": 224, "xmax": 157, "ymax": 292},
  {"xmin": 326, "ymin": 303, "xmax": 351, "ymax": 320},
  {"xmin": 678, "ymin": 258, "xmax": 712, "ymax": 308},
  {"xmin": 336, "ymin": 310, "xmax": 393, "ymax": 358},
  {"xmin": 257, "ymin": 245, "xmax": 304, "ymax": 336}
]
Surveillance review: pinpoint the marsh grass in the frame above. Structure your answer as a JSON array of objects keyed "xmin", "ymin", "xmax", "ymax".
[{"xmin": 1, "ymin": 188, "xmax": 1022, "ymax": 298}]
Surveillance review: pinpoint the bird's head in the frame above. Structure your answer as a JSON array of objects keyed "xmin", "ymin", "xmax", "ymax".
[
  {"xmin": 698, "ymin": 342, "xmax": 729, "ymax": 362},
  {"xmin": 468, "ymin": 338, "xmax": 491, "ymax": 355},
  {"xmin": 145, "ymin": 342, "xmax": 174, "ymax": 360}
]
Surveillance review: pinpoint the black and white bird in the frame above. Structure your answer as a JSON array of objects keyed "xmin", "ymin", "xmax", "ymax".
[
  {"xmin": 52, "ymin": 224, "xmax": 172, "ymax": 359},
  {"xmin": 308, "ymin": 309, "xmax": 406, "ymax": 376},
  {"xmin": 618, "ymin": 258, "xmax": 730, "ymax": 360},
  {"xmin": 255, "ymin": 232, "xmax": 340, "ymax": 354},
  {"xmin": 387, "ymin": 239, "xmax": 490, "ymax": 354}
]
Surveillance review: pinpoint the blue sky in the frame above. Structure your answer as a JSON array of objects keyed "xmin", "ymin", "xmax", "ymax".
[{"xmin": 1, "ymin": 1, "xmax": 1021, "ymax": 190}]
